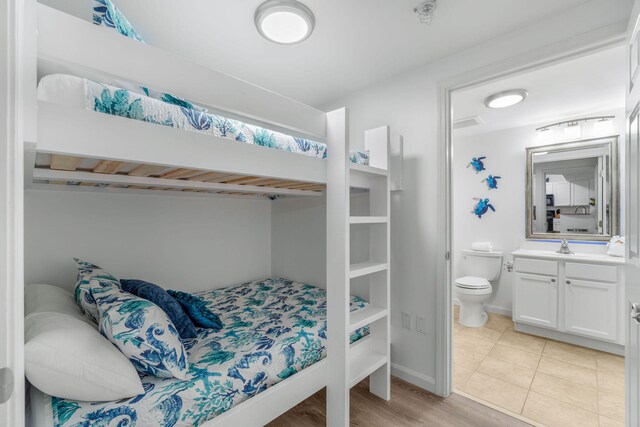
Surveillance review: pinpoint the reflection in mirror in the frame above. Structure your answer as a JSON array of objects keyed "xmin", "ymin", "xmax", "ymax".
[{"xmin": 526, "ymin": 137, "xmax": 619, "ymax": 241}]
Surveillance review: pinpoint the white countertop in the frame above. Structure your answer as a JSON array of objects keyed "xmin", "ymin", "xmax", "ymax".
[{"xmin": 512, "ymin": 249, "xmax": 625, "ymax": 265}]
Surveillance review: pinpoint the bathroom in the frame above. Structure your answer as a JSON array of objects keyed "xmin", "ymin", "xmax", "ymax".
[{"xmin": 450, "ymin": 45, "xmax": 626, "ymax": 426}]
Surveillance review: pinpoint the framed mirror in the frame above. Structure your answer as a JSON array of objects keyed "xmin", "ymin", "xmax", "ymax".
[{"xmin": 526, "ymin": 136, "xmax": 619, "ymax": 241}]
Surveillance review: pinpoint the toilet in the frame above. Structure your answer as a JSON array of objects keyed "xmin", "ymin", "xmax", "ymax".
[{"xmin": 454, "ymin": 249, "xmax": 503, "ymax": 327}]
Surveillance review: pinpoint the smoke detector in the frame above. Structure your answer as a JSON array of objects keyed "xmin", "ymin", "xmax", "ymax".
[{"xmin": 414, "ymin": 0, "xmax": 438, "ymax": 24}]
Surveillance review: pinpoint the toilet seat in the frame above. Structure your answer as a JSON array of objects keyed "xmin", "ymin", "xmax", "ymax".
[{"xmin": 455, "ymin": 276, "xmax": 491, "ymax": 290}]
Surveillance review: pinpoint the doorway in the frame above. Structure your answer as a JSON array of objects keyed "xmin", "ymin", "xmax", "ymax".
[{"xmin": 439, "ymin": 43, "xmax": 627, "ymax": 426}]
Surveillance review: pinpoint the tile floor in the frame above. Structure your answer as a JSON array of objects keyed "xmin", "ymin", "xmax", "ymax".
[{"xmin": 453, "ymin": 306, "xmax": 625, "ymax": 427}]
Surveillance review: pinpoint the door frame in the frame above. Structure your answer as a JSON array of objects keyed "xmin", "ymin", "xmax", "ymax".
[
  {"xmin": 435, "ymin": 33, "xmax": 626, "ymax": 396},
  {"xmin": 0, "ymin": 0, "xmax": 25, "ymax": 424}
]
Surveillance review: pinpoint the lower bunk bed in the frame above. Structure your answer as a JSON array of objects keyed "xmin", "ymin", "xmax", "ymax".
[{"xmin": 28, "ymin": 278, "xmax": 369, "ymax": 427}]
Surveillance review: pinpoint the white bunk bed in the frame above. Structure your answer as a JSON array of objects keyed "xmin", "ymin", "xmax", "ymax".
[{"xmin": 25, "ymin": 4, "xmax": 401, "ymax": 426}]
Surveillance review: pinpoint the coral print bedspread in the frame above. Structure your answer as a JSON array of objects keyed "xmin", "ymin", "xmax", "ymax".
[
  {"xmin": 48, "ymin": 278, "xmax": 369, "ymax": 427},
  {"xmin": 37, "ymin": 74, "xmax": 370, "ymax": 165}
]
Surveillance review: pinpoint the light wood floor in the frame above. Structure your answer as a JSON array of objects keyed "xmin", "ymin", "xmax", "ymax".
[
  {"xmin": 268, "ymin": 377, "xmax": 531, "ymax": 426},
  {"xmin": 453, "ymin": 307, "xmax": 625, "ymax": 427}
]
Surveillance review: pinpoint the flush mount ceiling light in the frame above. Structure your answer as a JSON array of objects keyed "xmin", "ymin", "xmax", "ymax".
[
  {"xmin": 484, "ymin": 89, "xmax": 528, "ymax": 109},
  {"xmin": 255, "ymin": 0, "xmax": 315, "ymax": 45}
]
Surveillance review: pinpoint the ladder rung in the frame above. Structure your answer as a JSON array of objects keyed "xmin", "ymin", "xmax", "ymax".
[
  {"xmin": 349, "ymin": 261, "xmax": 388, "ymax": 278},
  {"xmin": 349, "ymin": 306, "xmax": 388, "ymax": 333},
  {"xmin": 350, "ymin": 163, "xmax": 388, "ymax": 176},
  {"xmin": 349, "ymin": 350, "xmax": 387, "ymax": 387},
  {"xmin": 350, "ymin": 216, "xmax": 388, "ymax": 224}
]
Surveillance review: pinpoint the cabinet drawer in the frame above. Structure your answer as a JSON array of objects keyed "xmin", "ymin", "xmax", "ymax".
[
  {"xmin": 565, "ymin": 262, "xmax": 617, "ymax": 282},
  {"xmin": 515, "ymin": 258, "xmax": 558, "ymax": 276}
]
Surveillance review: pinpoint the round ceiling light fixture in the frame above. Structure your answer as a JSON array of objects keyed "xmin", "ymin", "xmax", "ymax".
[
  {"xmin": 255, "ymin": 0, "xmax": 315, "ymax": 45},
  {"xmin": 484, "ymin": 89, "xmax": 528, "ymax": 109}
]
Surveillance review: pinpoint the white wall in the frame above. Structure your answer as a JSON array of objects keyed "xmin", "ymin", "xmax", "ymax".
[
  {"xmin": 452, "ymin": 109, "xmax": 625, "ymax": 315},
  {"xmin": 320, "ymin": 2, "xmax": 629, "ymax": 391},
  {"xmin": 271, "ymin": 193, "xmax": 373, "ymax": 299},
  {"xmin": 25, "ymin": 190, "xmax": 272, "ymax": 293}
]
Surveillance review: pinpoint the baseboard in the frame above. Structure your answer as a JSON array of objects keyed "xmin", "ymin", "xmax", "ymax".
[
  {"xmin": 452, "ymin": 300, "xmax": 512, "ymax": 318},
  {"xmin": 484, "ymin": 304, "xmax": 512, "ymax": 317},
  {"xmin": 390, "ymin": 363, "xmax": 437, "ymax": 394}
]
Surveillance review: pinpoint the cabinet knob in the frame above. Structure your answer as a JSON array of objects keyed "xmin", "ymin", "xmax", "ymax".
[
  {"xmin": 566, "ymin": 280, "xmax": 572, "ymax": 285},
  {"xmin": 550, "ymin": 278, "xmax": 556, "ymax": 283}
]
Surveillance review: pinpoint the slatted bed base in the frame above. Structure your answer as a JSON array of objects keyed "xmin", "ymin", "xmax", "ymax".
[{"xmin": 31, "ymin": 154, "xmax": 327, "ymax": 198}]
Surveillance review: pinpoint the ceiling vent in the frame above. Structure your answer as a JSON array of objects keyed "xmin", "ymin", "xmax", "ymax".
[{"xmin": 453, "ymin": 116, "xmax": 485, "ymax": 130}]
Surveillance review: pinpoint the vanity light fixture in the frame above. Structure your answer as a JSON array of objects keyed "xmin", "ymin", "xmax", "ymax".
[
  {"xmin": 484, "ymin": 89, "xmax": 528, "ymax": 109},
  {"xmin": 535, "ymin": 115, "xmax": 615, "ymax": 139},
  {"xmin": 255, "ymin": 0, "xmax": 315, "ymax": 45},
  {"xmin": 593, "ymin": 117, "xmax": 614, "ymax": 134},
  {"xmin": 564, "ymin": 122, "xmax": 582, "ymax": 140}
]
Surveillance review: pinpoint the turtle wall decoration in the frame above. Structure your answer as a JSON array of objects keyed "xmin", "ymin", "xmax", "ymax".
[
  {"xmin": 483, "ymin": 175, "xmax": 501, "ymax": 190},
  {"xmin": 472, "ymin": 197, "xmax": 496, "ymax": 219},
  {"xmin": 467, "ymin": 156, "xmax": 486, "ymax": 173}
]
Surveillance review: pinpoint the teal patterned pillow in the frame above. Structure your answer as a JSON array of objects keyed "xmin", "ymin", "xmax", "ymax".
[
  {"xmin": 93, "ymin": 0, "xmax": 145, "ymax": 42},
  {"xmin": 92, "ymin": 280, "xmax": 189, "ymax": 379},
  {"xmin": 74, "ymin": 258, "xmax": 121, "ymax": 324}
]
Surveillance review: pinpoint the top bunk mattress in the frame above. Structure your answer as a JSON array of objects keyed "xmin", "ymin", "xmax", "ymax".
[
  {"xmin": 37, "ymin": 74, "xmax": 370, "ymax": 166},
  {"xmin": 34, "ymin": 278, "xmax": 369, "ymax": 427}
]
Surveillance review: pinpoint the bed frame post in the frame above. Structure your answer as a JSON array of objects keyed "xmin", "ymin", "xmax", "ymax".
[
  {"xmin": 365, "ymin": 126, "xmax": 391, "ymax": 400},
  {"xmin": 326, "ymin": 107, "xmax": 350, "ymax": 427}
]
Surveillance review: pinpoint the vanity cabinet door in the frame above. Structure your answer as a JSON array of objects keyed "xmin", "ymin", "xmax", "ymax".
[
  {"xmin": 564, "ymin": 279, "xmax": 617, "ymax": 341},
  {"xmin": 514, "ymin": 273, "xmax": 558, "ymax": 329}
]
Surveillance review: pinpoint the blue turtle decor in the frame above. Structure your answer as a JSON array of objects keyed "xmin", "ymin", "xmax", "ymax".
[
  {"xmin": 467, "ymin": 156, "xmax": 486, "ymax": 173},
  {"xmin": 483, "ymin": 175, "xmax": 501, "ymax": 190},
  {"xmin": 472, "ymin": 198, "xmax": 496, "ymax": 219}
]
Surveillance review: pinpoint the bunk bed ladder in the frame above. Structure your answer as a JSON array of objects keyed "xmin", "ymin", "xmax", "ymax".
[{"xmin": 327, "ymin": 110, "xmax": 390, "ymax": 426}]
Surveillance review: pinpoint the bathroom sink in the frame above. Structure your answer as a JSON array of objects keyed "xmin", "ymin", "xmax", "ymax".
[{"xmin": 511, "ymin": 249, "xmax": 625, "ymax": 265}]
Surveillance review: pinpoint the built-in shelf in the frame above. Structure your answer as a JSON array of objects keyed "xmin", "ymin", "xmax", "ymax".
[
  {"xmin": 350, "ymin": 163, "xmax": 388, "ymax": 176},
  {"xmin": 349, "ymin": 261, "xmax": 388, "ymax": 279},
  {"xmin": 349, "ymin": 350, "xmax": 387, "ymax": 387},
  {"xmin": 349, "ymin": 306, "xmax": 388, "ymax": 333},
  {"xmin": 349, "ymin": 216, "xmax": 388, "ymax": 224}
]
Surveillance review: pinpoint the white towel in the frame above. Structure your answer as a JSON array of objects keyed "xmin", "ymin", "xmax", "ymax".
[{"xmin": 471, "ymin": 242, "xmax": 493, "ymax": 252}]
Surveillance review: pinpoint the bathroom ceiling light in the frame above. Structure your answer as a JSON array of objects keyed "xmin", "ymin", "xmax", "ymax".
[
  {"xmin": 255, "ymin": 0, "xmax": 315, "ymax": 45},
  {"xmin": 484, "ymin": 89, "xmax": 528, "ymax": 109}
]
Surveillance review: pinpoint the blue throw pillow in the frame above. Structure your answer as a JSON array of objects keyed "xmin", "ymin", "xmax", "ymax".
[
  {"xmin": 121, "ymin": 280, "xmax": 197, "ymax": 340},
  {"xmin": 166, "ymin": 290, "xmax": 224, "ymax": 332}
]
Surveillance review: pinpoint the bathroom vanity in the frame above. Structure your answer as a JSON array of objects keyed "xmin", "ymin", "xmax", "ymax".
[{"xmin": 511, "ymin": 249, "xmax": 625, "ymax": 354}]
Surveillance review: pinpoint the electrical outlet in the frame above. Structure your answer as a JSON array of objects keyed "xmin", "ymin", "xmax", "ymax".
[
  {"xmin": 416, "ymin": 316, "xmax": 427, "ymax": 334},
  {"xmin": 401, "ymin": 312, "xmax": 413, "ymax": 329}
]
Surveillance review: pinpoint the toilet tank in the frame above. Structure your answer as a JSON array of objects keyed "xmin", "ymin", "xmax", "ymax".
[{"xmin": 461, "ymin": 250, "xmax": 503, "ymax": 281}]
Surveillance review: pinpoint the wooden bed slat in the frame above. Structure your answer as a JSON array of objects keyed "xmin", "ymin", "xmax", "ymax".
[
  {"xmin": 160, "ymin": 168, "xmax": 208, "ymax": 180},
  {"xmin": 93, "ymin": 160, "xmax": 128, "ymax": 174},
  {"xmin": 41, "ymin": 154, "xmax": 330, "ymax": 198},
  {"xmin": 204, "ymin": 174, "xmax": 241, "ymax": 183},
  {"xmin": 50, "ymin": 155, "xmax": 82, "ymax": 171},
  {"xmin": 128, "ymin": 164, "xmax": 170, "ymax": 177},
  {"xmin": 186, "ymin": 172, "xmax": 228, "ymax": 182}
]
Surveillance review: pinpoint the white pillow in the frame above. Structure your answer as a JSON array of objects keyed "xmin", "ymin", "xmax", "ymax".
[
  {"xmin": 25, "ymin": 311, "xmax": 144, "ymax": 401},
  {"xmin": 25, "ymin": 283, "xmax": 84, "ymax": 319}
]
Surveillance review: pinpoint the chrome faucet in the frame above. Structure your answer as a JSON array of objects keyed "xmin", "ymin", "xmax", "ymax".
[
  {"xmin": 574, "ymin": 206, "xmax": 588, "ymax": 214},
  {"xmin": 556, "ymin": 239, "xmax": 574, "ymax": 255}
]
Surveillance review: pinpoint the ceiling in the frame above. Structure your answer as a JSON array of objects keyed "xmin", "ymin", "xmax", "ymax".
[
  {"xmin": 452, "ymin": 45, "xmax": 626, "ymax": 137},
  {"xmin": 46, "ymin": 0, "xmax": 618, "ymax": 107}
]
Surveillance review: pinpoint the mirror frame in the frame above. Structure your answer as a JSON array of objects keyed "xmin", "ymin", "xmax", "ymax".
[{"xmin": 525, "ymin": 136, "xmax": 619, "ymax": 241}]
